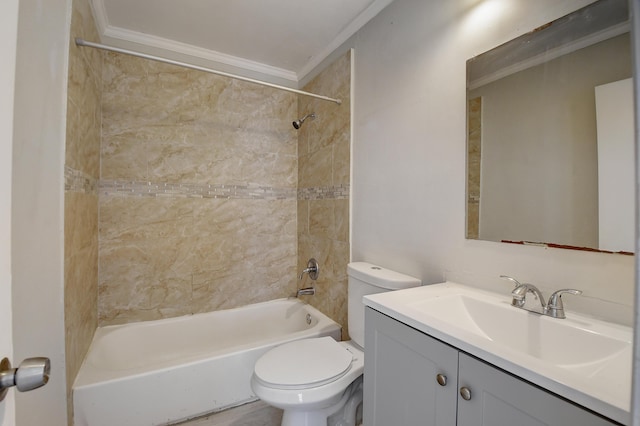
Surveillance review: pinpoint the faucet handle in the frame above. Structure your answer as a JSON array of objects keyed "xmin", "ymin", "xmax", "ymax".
[
  {"xmin": 299, "ymin": 258, "xmax": 319, "ymax": 280},
  {"xmin": 500, "ymin": 275, "xmax": 523, "ymax": 289},
  {"xmin": 546, "ymin": 289, "xmax": 582, "ymax": 319},
  {"xmin": 502, "ymin": 276, "xmax": 529, "ymax": 308}
]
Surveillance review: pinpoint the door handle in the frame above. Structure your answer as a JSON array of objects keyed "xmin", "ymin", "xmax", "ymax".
[{"xmin": 0, "ymin": 357, "xmax": 50, "ymax": 401}]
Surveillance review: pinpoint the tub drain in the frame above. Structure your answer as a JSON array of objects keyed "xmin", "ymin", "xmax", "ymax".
[{"xmin": 306, "ymin": 314, "xmax": 312, "ymax": 325}]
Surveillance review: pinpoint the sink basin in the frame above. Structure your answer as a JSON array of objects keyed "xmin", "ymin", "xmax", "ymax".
[
  {"xmin": 409, "ymin": 293, "xmax": 629, "ymax": 368},
  {"xmin": 363, "ymin": 282, "xmax": 633, "ymax": 425}
]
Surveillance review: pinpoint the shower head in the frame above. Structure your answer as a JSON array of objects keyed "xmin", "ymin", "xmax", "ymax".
[{"xmin": 292, "ymin": 113, "xmax": 316, "ymax": 129}]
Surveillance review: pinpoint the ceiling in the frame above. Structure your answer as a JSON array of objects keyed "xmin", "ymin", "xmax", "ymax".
[{"xmin": 90, "ymin": 0, "xmax": 394, "ymax": 86}]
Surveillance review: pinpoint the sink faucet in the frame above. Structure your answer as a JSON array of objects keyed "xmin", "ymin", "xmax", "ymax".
[
  {"xmin": 545, "ymin": 289, "xmax": 583, "ymax": 319},
  {"xmin": 500, "ymin": 275, "xmax": 581, "ymax": 318},
  {"xmin": 501, "ymin": 276, "xmax": 546, "ymax": 312}
]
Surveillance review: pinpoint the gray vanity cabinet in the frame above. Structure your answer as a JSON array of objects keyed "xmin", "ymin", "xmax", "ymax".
[
  {"xmin": 364, "ymin": 307, "xmax": 619, "ymax": 426},
  {"xmin": 364, "ymin": 307, "xmax": 458, "ymax": 426},
  {"xmin": 457, "ymin": 353, "xmax": 617, "ymax": 426}
]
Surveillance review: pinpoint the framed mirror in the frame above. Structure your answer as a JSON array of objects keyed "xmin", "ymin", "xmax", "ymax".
[{"xmin": 466, "ymin": 0, "xmax": 633, "ymax": 254}]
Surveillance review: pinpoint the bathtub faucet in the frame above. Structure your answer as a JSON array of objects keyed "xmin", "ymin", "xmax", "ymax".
[
  {"xmin": 299, "ymin": 258, "xmax": 319, "ymax": 280},
  {"xmin": 296, "ymin": 287, "xmax": 316, "ymax": 297}
]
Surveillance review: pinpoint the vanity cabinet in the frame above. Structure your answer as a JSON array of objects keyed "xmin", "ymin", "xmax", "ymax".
[{"xmin": 364, "ymin": 308, "xmax": 620, "ymax": 426}]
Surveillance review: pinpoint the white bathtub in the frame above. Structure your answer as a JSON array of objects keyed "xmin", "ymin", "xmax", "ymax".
[{"xmin": 73, "ymin": 298, "xmax": 341, "ymax": 426}]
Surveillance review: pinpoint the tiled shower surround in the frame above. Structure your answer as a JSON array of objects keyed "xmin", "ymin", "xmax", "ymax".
[
  {"xmin": 297, "ymin": 53, "xmax": 352, "ymax": 338},
  {"xmin": 64, "ymin": 0, "xmax": 101, "ymax": 420},
  {"xmin": 64, "ymin": 15, "xmax": 351, "ymax": 422},
  {"xmin": 96, "ymin": 51, "xmax": 351, "ymax": 325}
]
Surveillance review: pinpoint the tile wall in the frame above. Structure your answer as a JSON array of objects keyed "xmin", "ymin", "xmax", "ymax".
[
  {"xmin": 297, "ymin": 52, "xmax": 351, "ymax": 338},
  {"xmin": 98, "ymin": 53, "xmax": 300, "ymax": 325},
  {"xmin": 65, "ymin": 36, "xmax": 350, "ymax": 424},
  {"xmin": 64, "ymin": 0, "xmax": 101, "ymax": 420}
]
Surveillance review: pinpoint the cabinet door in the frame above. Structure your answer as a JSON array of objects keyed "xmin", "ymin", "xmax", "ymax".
[
  {"xmin": 457, "ymin": 353, "xmax": 618, "ymax": 426},
  {"xmin": 364, "ymin": 308, "xmax": 458, "ymax": 426}
]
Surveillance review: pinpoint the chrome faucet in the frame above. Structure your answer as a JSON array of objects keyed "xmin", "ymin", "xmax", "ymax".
[
  {"xmin": 296, "ymin": 287, "xmax": 315, "ymax": 297},
  {"xmin": 295, "ymin": 258, "xmax": 319, "ymax": 298},
  {"xmin": 299, "ymin": 258, "xmax": 319, "ymax": 280},
  {"xmin": 545, "ymin": 289, "xmax": 583, "ymax": 319},
  {"xmin": 500, "ymin": 275, "xmax": 582, "ymax": 319},
  {"xmin": 501, "ymin": 275, "xmax": 546, "ymax": 313}
]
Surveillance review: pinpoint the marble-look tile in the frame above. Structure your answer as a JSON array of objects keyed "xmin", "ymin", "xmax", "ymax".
[
  {"xmin": 190, "ymin": 199, "xmax": 297, "ymax": 313},
  {"xmin": 98, "ymin": 196, "xmax": 297, "ymax": 324},
  {"xmin": 299, "ymin": 145, "xmax": 333, "ymax": 188},
  {"xmin": 297, "ymin": 199, "xmax": 309, "ymax": 235},
  {"xmin": 66, "ymin": 0, "xmax": 101, "ymax": 178},
  {"xmin": 66, "ymin": 0, "xmax": 102, "ymax": 420},
  {"xmin": 64, "ymin": 192, "xmax": 99, "ymax": 370},
  {"xmin": 99, "ymin": 51, "xmax": 300, "ymax": 325},
  {"xmin": 101, "ymin": 53, "xmax": 298, "ymax": 188},
  {"xmin": 97, "ymin": 45, "xmax": 351, "ymax": 337},
  {"xmin": 335, "ymin": 199, "xmax": 350, "ymax": 243},
  {"xmin": 309, "ymin": 199, "xmax": 335, "ymax": 239},
  {"xmin": 99, "ymin": 197, "xmax": 196, "ymax": 324},
  {"xmin": 333, "ymin": 135, "xmax": 350, "ymax": 186},
  {"xmin": 297, "ymin": 52, "xmax": 351, "ymax": 334},
  {"xmin": 299, "ymin": 53, "xmax": 351, "ymax": 157}
]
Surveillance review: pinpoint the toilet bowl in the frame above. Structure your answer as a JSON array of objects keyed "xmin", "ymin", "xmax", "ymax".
[
  {"xmin": 251, "ymin": 338, "xmax": 364, "ymax": 426},
  {"xmin": 250, "ymin": 262, "xmax": 421, "ymax": 426}
]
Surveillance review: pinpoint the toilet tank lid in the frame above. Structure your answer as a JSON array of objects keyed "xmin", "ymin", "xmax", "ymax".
[{"xmin": 347, "ymin": 262, "xmax": 421, "ymax": 290}]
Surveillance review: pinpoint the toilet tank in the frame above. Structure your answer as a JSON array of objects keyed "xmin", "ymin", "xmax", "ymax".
[{"xmin": 347, "ymin": 262, "xmax": 421, "ymax": 348}]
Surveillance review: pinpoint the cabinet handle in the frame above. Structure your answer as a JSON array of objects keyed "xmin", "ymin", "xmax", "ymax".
[
  {"xmin": 460, "ymin": 386, "xmax": 472, "ymax": 401},
  {"xmin": 436, "ymin": 374, "xmax": 447, "ymax": 386}
]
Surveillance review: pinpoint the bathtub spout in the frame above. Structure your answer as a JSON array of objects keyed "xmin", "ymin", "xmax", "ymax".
[{"xmin": 296, "ymin": 287, "xmax": 315, "ymax": 297}]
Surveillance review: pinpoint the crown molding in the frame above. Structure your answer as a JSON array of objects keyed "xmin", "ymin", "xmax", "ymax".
[
  {"xmin": 102, "ymin": 25, "xmax": 299, "ymax": 82},
  {"xmin": 89, "ymin": 0, "xmax": 393, "ymax": 85},
  {"xmin": 90, "ymin": 0, "xmax": 298, "ymax": 83},
  {"xmin": 297, "ymin": 0, "xmax": 394, "ymax": 80},
  {"xmin": 89, "ymin": 0, "xmax": 108, "ymax": 37}
]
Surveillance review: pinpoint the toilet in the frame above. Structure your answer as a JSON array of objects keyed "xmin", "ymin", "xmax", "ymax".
[{"xmin": 250, "ymin": 262, "xmax": 421, "ymax": 426}]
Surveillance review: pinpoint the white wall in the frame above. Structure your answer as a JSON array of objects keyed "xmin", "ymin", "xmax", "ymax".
[
  {"xmin": 348, "ymin": 0, "xmax": 634, "ymax": 325},
  {"xmin": 12, "ymin": 0, "xmax": 71, "ymax": 423},
  {"xmin": 0, "ymin": 0, "xmax": 19, "ymax": 423}
]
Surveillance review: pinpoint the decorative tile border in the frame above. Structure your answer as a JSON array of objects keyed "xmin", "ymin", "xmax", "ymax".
[
  {"xmin": 65, "ymin": 166, "xmax": 98, "ymax": 194},
  {"xmin": 66, "ymin": 169, "xmax": 350, "ymax": 201},
  {"xmin": 298, "ymin": 184, "xmax": 350, "ymax": 200},
  {"xmin": 100, "ymin": 180, "xmax": 297, "ymax": 200}
]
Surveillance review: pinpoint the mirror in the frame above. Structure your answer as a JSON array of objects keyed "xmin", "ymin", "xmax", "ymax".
[{"xmin": 466, "ymin": 0, "xmax": 633, "ymax": 254}]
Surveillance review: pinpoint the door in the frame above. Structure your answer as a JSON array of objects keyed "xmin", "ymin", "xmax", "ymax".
[{"xmin": 0, "ymin": 0, "xmax": 19, "ymax": 424}]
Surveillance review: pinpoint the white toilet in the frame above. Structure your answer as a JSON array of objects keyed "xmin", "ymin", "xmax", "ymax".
[{"xmin": 251, "ymin": 262, "xmax": 421, "ymax": 426}]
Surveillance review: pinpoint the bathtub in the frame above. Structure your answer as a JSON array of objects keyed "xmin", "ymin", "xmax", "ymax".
[{"xmin": 73, "ymin": 298, "xmax": 341, "ymax": 426}]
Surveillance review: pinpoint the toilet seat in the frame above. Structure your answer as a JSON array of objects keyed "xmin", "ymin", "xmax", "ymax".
[{"xmin": 253, "ymin": 337, "xmax": 353, "ymax": 390}]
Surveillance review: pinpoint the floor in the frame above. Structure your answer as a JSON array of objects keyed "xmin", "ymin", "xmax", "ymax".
[{"xmin": 173, "ymin": 401, "xmax": 283, "ymax": 426}]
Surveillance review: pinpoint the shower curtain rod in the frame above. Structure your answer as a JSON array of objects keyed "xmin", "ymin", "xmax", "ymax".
[{"xmin": 74, "ymin": 38, "xmax": 342, "ymax": 105}]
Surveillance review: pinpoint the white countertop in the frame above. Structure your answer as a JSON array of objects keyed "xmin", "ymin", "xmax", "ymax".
[{"xmin": 364, "ymin": 282, "xmax": 632, "ymax": 425}]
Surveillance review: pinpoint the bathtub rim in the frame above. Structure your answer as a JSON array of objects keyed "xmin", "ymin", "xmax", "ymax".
[{"xmin": 74, "ymin": 298, "xmax": 341, "ymax": 389}]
